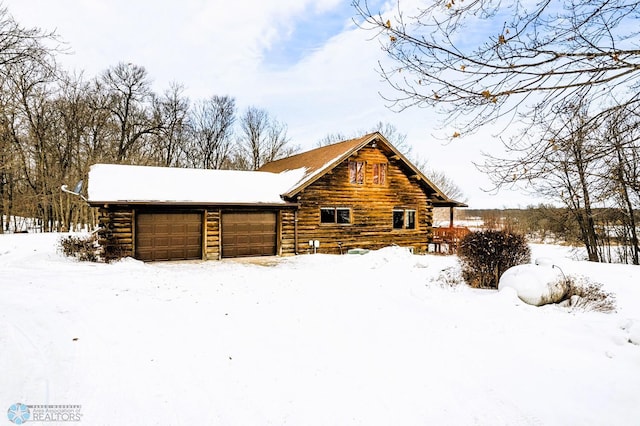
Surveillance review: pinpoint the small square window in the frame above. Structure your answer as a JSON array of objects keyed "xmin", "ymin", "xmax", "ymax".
[
  {"xmin": 349, "ymin": 161, "xmax": 364, "ymax": 184},
  {"xmin": 336, "ymin": 208, "xmax": 351, "ymax": 224},
  {"xmin": 320, "ymin": 208, "xmax": 336, "ymax": 223}
]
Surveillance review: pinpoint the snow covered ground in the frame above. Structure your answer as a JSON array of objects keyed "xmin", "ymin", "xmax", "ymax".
[{"xmin": 1, "ymin": 234, "xmax": 639, "ymax": 425}]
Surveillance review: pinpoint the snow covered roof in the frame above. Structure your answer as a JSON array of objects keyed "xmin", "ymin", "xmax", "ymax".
[
  {"xmin": 87, "ymin": 164, "xmax": 307, "ymax": 205},
  {"xmin": 87, "ymin": 133, "xmax": 466, "ymax": 207}
]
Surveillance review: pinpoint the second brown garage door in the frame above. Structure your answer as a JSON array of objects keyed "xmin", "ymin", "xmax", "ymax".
[
  {"xmin": 135, "ymin": 212, "xmax": 202, "ymax": 261},
  {"xmin": 222, "ymin": 212, "xmax": 277, "ymax": 258}
]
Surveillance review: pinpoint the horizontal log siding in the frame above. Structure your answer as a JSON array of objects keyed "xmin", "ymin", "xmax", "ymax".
[
  {"xmin": 205, "ymin": 210, "xmax": 220, "ymax": 260},
  {"xmin": 97, "ymin": 207, "xmax": 134, "ymax": 258},
  {"xmin": 294, "ymin": 146, "xmax": 433, "ymax": 254}
]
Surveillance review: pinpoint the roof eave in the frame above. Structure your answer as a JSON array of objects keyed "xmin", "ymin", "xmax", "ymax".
[
  {"xmin": 432, "ymin": 199, "xmax": 469, "ymax": 208},
  {"xmin": 88, "ymin": 200, "xmax": 299, "ymax": 208}
]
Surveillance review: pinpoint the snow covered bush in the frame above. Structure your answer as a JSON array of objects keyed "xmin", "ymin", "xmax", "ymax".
[
  {"xmin": 555, "ymin": 276, "xmax": 616, "ymax": 313},
  {"xmin": 430, "ymin": 266, "xmax": 464, "ymax": 288},
  {"xmin": 458, "ymin": 230, "xmax": 531, "ymax": 289},
  {"xmin": 58, "ymin": 234, "xmax": 101, "ymax": 262}
]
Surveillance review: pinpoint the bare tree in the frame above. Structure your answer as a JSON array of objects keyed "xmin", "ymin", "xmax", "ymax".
[
  {"xmin": 483, "ymin": 99, "xmax": 604, "ymax": 260},
  {"xmin": 0, "ymin": 74, "xmax": 17, "ymax": 232},
  {"xmin": 83, "ymin": 80, "xmax": 115, "ymax": 164},
  {"xmin": 237, "ymin": 106, "xmax": 296, "ymax": 170},
  {"xmin": 153, "ymin": 82, "xmax": 190, "ymax": 167},
  {"xmin": 186, "ymin": 95, "xmax": 236, "ymax": 169},
  {"xmin": 238, "ymin": 106, "xmax": 268, "ymax": 170},
  {"xmin": 51, "ymin": 72, "xmax": 95, "ymax": 230},
  {"xmin": 0, "ymin": 6, "xmax": 59, "ymax": 232},
  {"xmin": 316, "ymin": 131, "xmax": 349, "ymax": 147},
  {"xmin": 262, "ymin": 118, "xmax": 297, "ymax": 164},
  {"xmin": 426, "ymin": 169, "xmax": 464, "ymax": 201},
  {"xmin": 3, "ymin": 55, "xmax": 62, "ymax": 231},
  {"xmin": 0, "ymin": 7, "xmax": 59, "ymax": 71},
  {"xmin": 316, "ymin": 122, "xmax": 408, "ymax": 151},
  {"xmin": 99, "ymin": 62, "xmax": 160, "ymax": 162},
  {"xmin": 353, "ymin": 0, "xmax": 640, "ymax": 136},
  {"xmin": 601, "ymin": 106, "xmax": 640, "ymax": 264}
]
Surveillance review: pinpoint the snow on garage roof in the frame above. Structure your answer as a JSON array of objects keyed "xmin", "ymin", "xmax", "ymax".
[{"xmin": 87, "ymin": 164, "xmax": 307, "ymax": 205}]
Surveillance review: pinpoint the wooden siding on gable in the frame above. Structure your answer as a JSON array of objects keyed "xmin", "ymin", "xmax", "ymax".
[{"xmin": 292, "ymin": 145, "xmax": 433, "ymax": 254}]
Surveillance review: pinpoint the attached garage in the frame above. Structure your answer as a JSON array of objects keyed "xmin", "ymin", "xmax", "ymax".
[
  {"xmin": 222, "ymin": 212, "xmax": 277, "ymax": 258},
  {"xmin": 135, "ymin": 212, "xmax": 202, "ymax": 261}
]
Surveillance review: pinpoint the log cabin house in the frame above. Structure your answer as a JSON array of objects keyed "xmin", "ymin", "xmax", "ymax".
[{"xmin": 88, "ymin": 132, "xmax": 466, "ymax": 261}]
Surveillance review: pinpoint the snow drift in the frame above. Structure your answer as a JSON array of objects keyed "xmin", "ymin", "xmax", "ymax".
[{"xmin": 1, "ymin": 234, "xmax": 639, "ymax": 425}]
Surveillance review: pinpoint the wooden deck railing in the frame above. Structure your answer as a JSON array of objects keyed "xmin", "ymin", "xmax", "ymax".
[{"xmin": 431, "ymin": 226, "xmax": 471, "ymax": 254}]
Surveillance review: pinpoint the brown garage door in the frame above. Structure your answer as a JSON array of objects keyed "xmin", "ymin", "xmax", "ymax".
[
  {"xmin": 222, "ymin": 212, "xmax": 277, "ymax": 258},
  {"xmin": 135, "ymin": 212, "xmax": 202, "ymax": 261}
]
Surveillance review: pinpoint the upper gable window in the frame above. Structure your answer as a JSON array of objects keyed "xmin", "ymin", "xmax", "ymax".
[
  {"xmin": 372, "ymin": 163, "xmax": 387, "ymax": 185},
  {"xmin": 349, "ymin": 161, "xmax": 364, "ymax": 184}
]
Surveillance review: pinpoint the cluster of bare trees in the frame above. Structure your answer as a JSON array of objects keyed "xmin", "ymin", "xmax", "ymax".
[
  {"xmin": 483, "ymin": 99, "xmax": 640, "ymax": 264},
  {"xmin": 0, "ymin": 8, "xmax": 296, "ymax": 233},
  {"xmin": 355, "ymin": 0, "xmax": 640, "ymax": 263}
]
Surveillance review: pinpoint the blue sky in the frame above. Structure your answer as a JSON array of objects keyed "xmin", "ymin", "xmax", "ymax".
[
  {"xmin": 3, "ymin": 0, "xmax": 542, "ymax": 209},
  {"xmin": 265, "ymin": 2, "xmax": 357, "ymax": 69}
]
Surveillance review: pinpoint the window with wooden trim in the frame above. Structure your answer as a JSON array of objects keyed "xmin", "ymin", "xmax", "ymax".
[
  {"xmin": 372, "ymin": 163, "xmax": 387, "ymax": 185},
  {"xmin": 320, "ymin": 207, "xmax": 351, "ymax": 224},
  {"xmin": 393, "ymin": 209, "xmax": 416, "ymax": 229},
  {"xmin": 349, "ymin": 161, "xmax": 365, "ymax": 184}
]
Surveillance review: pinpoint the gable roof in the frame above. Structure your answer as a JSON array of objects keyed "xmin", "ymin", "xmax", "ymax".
[
  {"xmin": 87, "ymin": 164, "xmax": 305, "ymax": 206},
  {"xmin": 87, "ymin": 133, "xmax": 466, "ymax": 208},
  {"xmin": 260, "ymin": 132, "xmax": 465, "ymax": 206}
]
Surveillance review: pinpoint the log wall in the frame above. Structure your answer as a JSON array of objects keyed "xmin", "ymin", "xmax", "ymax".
[
  {"xmin": 292, "ymin": 145, "xmax": 433, "ymax": 254},
  {"xmin": 97, "ymin": 206, "xmax": 134, "ymax": 259}
]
